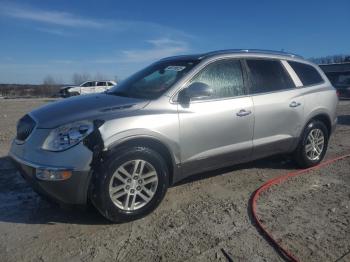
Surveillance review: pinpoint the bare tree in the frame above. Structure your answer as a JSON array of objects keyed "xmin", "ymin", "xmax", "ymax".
[
  {"xmin": 94, "ymin": 72, "xmax": 107, "ymax": 81},
  {"xmin": 40, "ymin": 75, "xmax": 59, "ymax": 97},
  {"xmin": 43, "ymin": 75, "xmax": 56, "ymax": 86},
  {"xmin": 72, "ymin": 73, "xmax": 91, "ymax": 85},
  {"xmin": 114, "ymin": 75, "xmax": 119, "ymax": 83}
]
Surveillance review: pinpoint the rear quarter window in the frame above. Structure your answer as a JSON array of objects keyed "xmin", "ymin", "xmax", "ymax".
[{"xmin": 288, "ymin": 61, "xmax": 324, "ymax": 86}]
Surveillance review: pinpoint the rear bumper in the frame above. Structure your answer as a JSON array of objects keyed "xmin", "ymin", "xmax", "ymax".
[{"xmin": 10, "ymin": 153, "xmax": 91, "ymax": 205}]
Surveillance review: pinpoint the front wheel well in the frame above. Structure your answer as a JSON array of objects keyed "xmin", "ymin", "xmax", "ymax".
[
  {"xmin": 106, "ymin": 137, "xmax": 174, "ymax": 184},
  {"xmin": 310, "ymin": 114, "xmax": 332, "ymax": 137}
]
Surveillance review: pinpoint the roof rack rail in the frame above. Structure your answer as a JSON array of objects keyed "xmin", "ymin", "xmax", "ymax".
[
  {"xmin": 159, "ymin": 54, "xmax": 203, "ymax": 61},
  {"xmin": 200, "ymin": 49, "xmax": 303, "ymax": 59}
]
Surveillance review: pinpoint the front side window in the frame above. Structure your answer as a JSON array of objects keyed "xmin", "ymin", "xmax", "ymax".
[
  {"xmin": 288, "ymin": 61, "xmax": 324, "ymax": 86},
  {"xmin": 108, "ymin": 60, "xmax": 199, "ymax": 99},
  {"xmin": 189, "ymin": 59, "xmax": 245, "ymax": 100},
  {"xmin": 246, "ymin": 59, "xmax": 295, "ymax": 94},
  {"xmin": 82, "ymin": 81, "xmax": 95, "ymax": 87}
]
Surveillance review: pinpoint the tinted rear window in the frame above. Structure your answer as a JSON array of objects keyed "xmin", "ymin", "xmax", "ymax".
[
  {"xmin": 288, "ymin": 61, "xmax": 324, "ymax": 86},
  {"xmin": 246, "ymin": 59, "xmax": 295, "ymax": 94}
]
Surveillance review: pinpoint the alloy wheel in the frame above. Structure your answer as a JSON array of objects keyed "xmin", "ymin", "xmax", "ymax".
[
  {"xmin": 305, "ymin": 128, "xmax": 325, "ymax": 161},
  {"xmin": 108, "ymin": 159, "xmax": 158, "ymax": 211}
]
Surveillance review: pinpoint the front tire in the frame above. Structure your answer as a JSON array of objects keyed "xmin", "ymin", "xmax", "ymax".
[
  {"xmin": 67, "ymin": 91, "xmax": 80, "ymax": 97},
  {"xmin": 91, "ymin": 146, "xmax": 169, "ymax": 223},
  {"xmin": 293, "ymin": 120, "xmax": 329, "ymax": 168}
]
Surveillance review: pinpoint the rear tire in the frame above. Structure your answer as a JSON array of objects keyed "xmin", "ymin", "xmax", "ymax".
[
  {"xmin": 293, "ymin": 120, "xmax": 329, "ymax": 168},
  {"xmin": 91, "ymin": 146, "xmax": 169, "ymax": 223}
]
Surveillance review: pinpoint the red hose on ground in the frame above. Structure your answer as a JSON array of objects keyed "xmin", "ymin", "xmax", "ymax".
[{"xmin": 251, "ymin": 154, "xmax": 350, "ymax": 262}]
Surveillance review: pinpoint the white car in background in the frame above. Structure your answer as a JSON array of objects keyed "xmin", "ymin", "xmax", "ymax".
[{"xmin": 60, "ymin": 81, "xmax": 117, "ymax": 97}]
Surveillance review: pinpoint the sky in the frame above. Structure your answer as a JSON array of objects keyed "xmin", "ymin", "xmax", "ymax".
[{"xmin": 0, "ymin": 0, "xmax": 349, "ymax": 84}]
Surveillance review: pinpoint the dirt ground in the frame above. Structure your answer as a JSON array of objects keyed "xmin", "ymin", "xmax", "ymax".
[
  {"xmin": 0, "ymin": 98, "xmax": 349, "ymax": 262},
  {"xmin": 256, "ymin": 157, "xmax": 350, "ymax": 262}
]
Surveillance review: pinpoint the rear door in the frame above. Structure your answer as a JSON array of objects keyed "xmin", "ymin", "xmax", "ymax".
[
  {"xmin": 96, "ymin": 81, "xmax": 107, "ymax": 93},
  {"xmin": 178, "ymin": 58, "xmax": 254, "ymax": 175},
  {"xmin": 244, "ymin": 58, "xmax": 304, "ymax": 159}
]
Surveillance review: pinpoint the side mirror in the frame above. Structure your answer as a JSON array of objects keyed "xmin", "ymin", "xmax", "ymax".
[{"xmin": 178, "ymin": 82, "xmax": 213, "ymax": 104}]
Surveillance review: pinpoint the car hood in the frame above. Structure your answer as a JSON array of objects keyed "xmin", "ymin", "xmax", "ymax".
[{"xmin": 30, "ymin": 93, "xmax": 150, "ymax": 128}]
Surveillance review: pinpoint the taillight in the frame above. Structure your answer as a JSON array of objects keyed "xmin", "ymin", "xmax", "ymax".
[{"xmin": 336, "ymin": 90, "xmax": 340, "ymax": 97}]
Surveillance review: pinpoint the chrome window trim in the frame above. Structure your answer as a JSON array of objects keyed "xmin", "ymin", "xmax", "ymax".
[
  {"xmin": 166, "ymin": 54, "xmax": 331, "ymax": 104},
  {"xmin": 168, "ymin": 55, "xmax": 309, "ymax": 103},
  {"xmin": 298, "ymin": 81, "xmax": 327, "ymax": 89},
  {"xmin": 181, "ymin": 93, "xmax": 251, "ymax": 104},
  {"xmin": 246, "ymin": 87, "xmax": 302, "ymax": 97}
]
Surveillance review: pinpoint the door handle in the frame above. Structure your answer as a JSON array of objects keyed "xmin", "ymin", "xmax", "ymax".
[
  {"xmin": 289, "ymin": 101, "xmax": 301, "ymax": 108},
  {"xmin": 236, "ymin": 109, "xmax": 252, "ymax": 117}
]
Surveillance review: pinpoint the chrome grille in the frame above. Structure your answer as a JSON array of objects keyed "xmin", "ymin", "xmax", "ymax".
[{"xmin": 16, "ymin": 114, "xmax": 36, "ymax": 141}]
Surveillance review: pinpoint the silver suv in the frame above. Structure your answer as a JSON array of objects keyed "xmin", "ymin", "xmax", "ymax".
[{"xmin": 10, "ymin": 50, "xmax": 338, "ymax": 222}]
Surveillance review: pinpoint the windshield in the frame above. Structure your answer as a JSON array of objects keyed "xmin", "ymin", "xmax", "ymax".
[{"xmin": 107, "ymin": 59, "xmax": 199, "ymax": 99}]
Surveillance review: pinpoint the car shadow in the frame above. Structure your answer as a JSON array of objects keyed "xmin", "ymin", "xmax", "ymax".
[
  {"xmin": 0, "ymin": 156, "xmax": 110, "ymax": 226},
  {"xmin": 173, "ymin": 154, "xmax": 295, "ymax": 187},
  {"xmin": 0, "ymin": 154, "xmax": 295, "ymax": 225},
  {"xmin": 338, "ymin": 115, "xmax": 350, "ymax": 126}
]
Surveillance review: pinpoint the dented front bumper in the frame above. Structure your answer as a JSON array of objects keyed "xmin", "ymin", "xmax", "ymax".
[{"xmin": 9, "ymin": 129, "xmax": 95, "ymax": 205}]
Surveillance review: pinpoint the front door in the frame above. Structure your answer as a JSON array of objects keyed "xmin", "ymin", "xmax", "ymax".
[
  {"xmin": 178, "ymin": 59, "xmax": 254, "ymax": 176},
  {"xmin": 80, "ymin": 81, "xmax": 96, "ymax": 94}
]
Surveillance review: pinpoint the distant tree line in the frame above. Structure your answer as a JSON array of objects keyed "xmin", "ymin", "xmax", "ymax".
[
  {"xmin": 0, "ymin": 72, "xmax": 119, "ymax": 98},
  {"xmin": 0, "ymin": 83, "xmax": 62, "ymax": 98},
  {"xmin": 0, "ymin": 83, "xmax": 61, "ymax": 98},
  {"xmin": 310, "ymin": 54, "xmax": 350, "ymax": 64}
]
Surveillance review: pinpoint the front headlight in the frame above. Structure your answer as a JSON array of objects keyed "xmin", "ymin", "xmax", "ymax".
[{"xmin": 42, "ymin": 121, "xmax": 94, "ymax": 151}]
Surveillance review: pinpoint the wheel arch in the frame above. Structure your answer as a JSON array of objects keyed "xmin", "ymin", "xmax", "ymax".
[
  {"xmin": 105, "ymin": 136, "xmax": 177, "ymax": 185},
  {"xmin": 293, "ymin": 111, "xmax": 332, "ymax": 152},
  {"xmin": 304, "ymin": 113, "xmax": 332, "ymax": 138},
  {"xmin": 310, "ymin": 114, "xmax": 332, "ymax": 136},
  {"xmin": 293, "ymin": 112, "xmax": 331, "ymax": 168}
]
